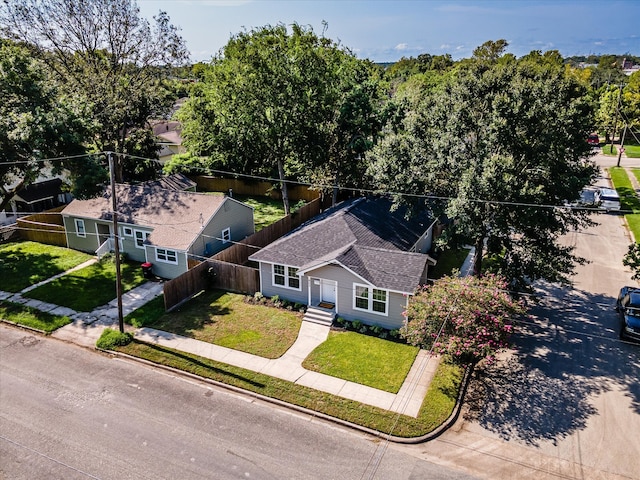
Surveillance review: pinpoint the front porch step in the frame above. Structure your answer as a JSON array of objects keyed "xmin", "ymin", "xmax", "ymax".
[{"xmin": 303, "ymin": 306, "xmax": 335, "ymax": 326}]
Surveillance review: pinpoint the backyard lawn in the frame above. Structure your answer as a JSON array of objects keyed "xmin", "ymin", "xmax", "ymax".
[
  {"xmin": 205, "ymin": 193, "xmax": 287, "ymax": 231},
  {"xmin": 0, "ymin": 300, "xmax": 72, "ymax": 332},
  {"xmin": 24, "ymin": 258, "xmax": 146, "ymax": 312},
  {"xmin": 126, "ymin": 289, "xmax": 302, "ymax": 358},
  {"xmin": 0, "ymin": 241, "xmax": 92, "ymax": 292},
  {"xmin": 302, "ymin": 331, "xmax": 418, "ymax": 393}
]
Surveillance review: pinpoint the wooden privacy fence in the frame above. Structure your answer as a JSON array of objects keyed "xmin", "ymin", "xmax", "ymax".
[
  {"xmin": 17, "ymin": 211, "xmax": 67, "ymax": 247},
  {"xmin": 164, "ymin": 197, "xmax": 323, "ymax": 311},
  {"xmin": 194, "ymin": 176, "xmax": 321, "ymax": 202},
  {"xmin": 212, "ymin": 197, "xmax": 322, "ymax": 265},
  {"xmin": 163, "ymin": 259, "xmax": 260, "ymax": 311}
]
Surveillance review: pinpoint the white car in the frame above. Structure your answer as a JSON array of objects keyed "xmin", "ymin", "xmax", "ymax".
[{"xmin": 597, "ymin": 188, "xmax": 621, "ymax": 212}]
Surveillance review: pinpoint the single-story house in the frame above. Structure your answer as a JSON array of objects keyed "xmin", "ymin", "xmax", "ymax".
[
  {"xmin": 138, "ymin": 172, "xmax": 196, "ymax": 192},
  {"xmin": 248, "ymin": 196, "xmax": 437, "ymax": 330},
  {"xmin": 62, "ymin": 184, "xmax": 254, "ymax": 279}
]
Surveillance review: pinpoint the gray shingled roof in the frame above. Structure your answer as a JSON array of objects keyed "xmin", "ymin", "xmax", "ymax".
[
  {"xmin": 249, "ymin": 197, "xmax": 435, "ymax": 293},
  {"xmin": 62, "ymin": 184, "xmax": 227, "ymax": 250}
]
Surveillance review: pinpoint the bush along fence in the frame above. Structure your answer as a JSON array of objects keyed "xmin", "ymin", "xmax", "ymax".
[{"xmin": 163, "ymin": 198, "xmax": 323, "ymax": 311}]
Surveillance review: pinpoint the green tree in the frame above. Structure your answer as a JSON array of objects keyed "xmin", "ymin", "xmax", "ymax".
[
  {"xmin": 0, "ymin": 39, "xmax": 86, "ymax": 212},
  {"xmin": 402, "ymin": 274, "xmax": 526, "ymax": 365},
  {"xmin": 1, "ymin": 0, "xmax": 188, "ymax": 183},
  {"xmin": 178, "ymin": 23, "xmax": 381, "ymax": 213},
  {"xmin": 623, "ymin": 243, "xmax": 640, "ymax": 281},
  {"xmin": 369, "ymin": 51, "xmax": 597, "ymax": 291}
]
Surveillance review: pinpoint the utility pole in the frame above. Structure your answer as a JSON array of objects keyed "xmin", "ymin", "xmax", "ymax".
[
  {"xmin": 609, "ymin": 83, "xmax": 624, "ymax": 154},
  {"xmin": 617, "ymin": 124, "xmax": 627, "ymax": 167},
  {"xmin": 108, "ymin": 152, "xmax": 125, "ymax": 332}
]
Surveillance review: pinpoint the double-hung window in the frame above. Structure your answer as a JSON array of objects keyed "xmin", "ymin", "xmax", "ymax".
[
  {"xmin": 156, "ymin": 248, "xmax": 178, "ymax": 264},
  {"xmin": 222, "ymin": 227, "xmax": 231, "ymax": 244},
  {"xmin": 273, "ymin": 264, "xmax": 300, "ymax": 290},
  {"xmin": 353, "ymin": 284, "xmax": 388, "ymax": 315},
  {"xmin": 134, "ymin": 230, "xmax": 151, "ymax": 249},
  {"xmin": 122, "ymin": 226, "xmax": 133, "ymax": 237},
  {"xmin": 75, "ymin": 219, "xmax": 86, "ymax": 238}
]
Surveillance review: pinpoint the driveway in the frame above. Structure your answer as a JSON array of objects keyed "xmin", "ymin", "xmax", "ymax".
[{"xmin": 411, "ymin": 156, "xmax": 640, "ymax": 479}]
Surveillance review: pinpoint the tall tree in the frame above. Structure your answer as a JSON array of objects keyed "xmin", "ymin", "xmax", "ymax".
[
  {"xmin": 369, "ymin": 49, "xmax": 598, "ymax": 291},
  {"xmin": 178, "ymin": 23, "xmax": 381, "ymax": 214},
  {"xmin": 1, "ymin": 0, "xmax": 188, "ymax": 183},
  {"xmin": 0, "ymin": 39, "xmax": 86, "ymax": 212}
]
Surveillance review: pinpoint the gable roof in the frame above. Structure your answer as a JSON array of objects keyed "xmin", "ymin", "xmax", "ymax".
[
  {"xmin": 62, "ymin": 184, "xmax": 230, "ymax": 250},
  {"xmin": 249, "ymin": 196, "xmax": 435, "ymax": 293},
  {"xmin": 139, "ymin": 173, "xmax": 196, "ymax": 192},
  {"xmin": 14, "ymin": 178, "xmax": 63, "ymax": 204}
]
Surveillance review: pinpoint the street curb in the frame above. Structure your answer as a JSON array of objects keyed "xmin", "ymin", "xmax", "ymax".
[
  {"xmin": 0, "ymin": 318, "xmax": 49, "ymax": 335},
  {"xmin": 101, "ymin": 344, "xmax": 473, "ymax": 444}
]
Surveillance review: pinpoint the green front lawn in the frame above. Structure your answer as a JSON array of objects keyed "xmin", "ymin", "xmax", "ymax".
[
  {"xmin": 0, "ymin": 300, "xmax": 72, "ymax": 332},
  {"xmin": 0, "ymin": 241, "xmax": 92, "ymax": 292},
  {"xmin": 602, "ymin": 145, "xmax": 618, "ymax": 156},
  {"xmin": 116, "ymin": 340, "xmax": 463, "ymax": 437},
  {"xmin": 608, "ymin": 167, "xmax": 640, "ymax": 242},
  {"xmin": 623, "ymin": 145, "xmax": 640, "ymax": 158},
  {"xmin": 302, "ymin": 331, "xmax": 418, "ymax": 393},
  {"xmin": 127, "ymin": 289, "xmax": 301, "ymax": 359},
  {"xmin": 23, "ymin": 259, "xmax": 146, "ymax": 312}
]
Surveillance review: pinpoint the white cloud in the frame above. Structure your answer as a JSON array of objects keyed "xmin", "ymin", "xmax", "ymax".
[{"xmin": 395, "ymin": 43, "xmax": 409, "ymax": 51}]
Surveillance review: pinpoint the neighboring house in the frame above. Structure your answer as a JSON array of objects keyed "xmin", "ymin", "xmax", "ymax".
[
  {"xmin": 138, "ymin": 172, "xmax": 196, "ymax": 192},
  {"xmin": 152, "ymin": 120, "xmax": 186, "ymax": 165},
  {"xmin": 249, "ymin": 196, "xmax": 437, "ymax": 330},
  {"xmin": 1, "ymin": 178, "xmax": 72, "ymax": 225},
  {"xmin": 62, "ymin": 184, "xmax": 254, "ymax": 279}
]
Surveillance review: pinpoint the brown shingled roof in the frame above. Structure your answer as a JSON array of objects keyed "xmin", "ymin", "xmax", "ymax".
[{"xmin": 62, "ymin": 184, "xmax": 226, "ymax": 250}]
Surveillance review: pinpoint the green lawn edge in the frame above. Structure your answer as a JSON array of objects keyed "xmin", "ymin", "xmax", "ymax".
[
  {"xmin": 115, "ymin": 340, "xmax": 463, "ymax": 438},
  {"xmin": 0, "ymin": 300, "xmax": 72, "ymax": 332},
  {"xmin": 609, "ymin": 167, "xmax": 640, "ymax": 241}
]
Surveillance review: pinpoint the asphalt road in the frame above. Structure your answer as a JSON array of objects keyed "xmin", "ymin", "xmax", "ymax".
[{"xmin": 0, "ymin": 325, "xmax": 477, "ymax": 480}]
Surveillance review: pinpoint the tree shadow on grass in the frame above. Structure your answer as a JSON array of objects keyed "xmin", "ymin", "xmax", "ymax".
[{"xmin": 464, "ymin": 282, "xmax": 640, "ymax": 446}]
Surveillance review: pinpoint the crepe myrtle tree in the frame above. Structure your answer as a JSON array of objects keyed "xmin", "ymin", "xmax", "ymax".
[{"xmin": 401, "ymin": 274, "xmax": 526, "ymax": 366}]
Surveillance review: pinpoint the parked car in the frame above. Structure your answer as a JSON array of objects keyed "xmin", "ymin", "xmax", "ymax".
[
  {"xmin": 587, "ymin": 134, "xmax": 600, "ymax": 146},
  {"xmin": 615, "ymin": 286, "xmax": 640, "ymax": 342},
  {"xmin": 598, "ymin": 188, "xmax": 621, "ymax": 212}
]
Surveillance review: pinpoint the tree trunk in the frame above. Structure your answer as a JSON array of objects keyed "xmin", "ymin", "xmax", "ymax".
[
  {"xmin": 277, "ymin": 159, "xmax": 290, "ymax": 215},
  {"xmin": 473, "ymin": 235, "xmax": 484, "ymax": 276}
]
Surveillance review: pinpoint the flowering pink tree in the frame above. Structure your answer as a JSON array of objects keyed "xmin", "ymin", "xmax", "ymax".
[{"xmin": 401, "ymin": 274, "xmax": 526, "ymax": 365}]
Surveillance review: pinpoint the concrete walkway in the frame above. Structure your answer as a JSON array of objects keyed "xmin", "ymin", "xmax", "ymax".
[{"xmin": 1, "ymin": 256, "xmax": 452, "ymax": 418}]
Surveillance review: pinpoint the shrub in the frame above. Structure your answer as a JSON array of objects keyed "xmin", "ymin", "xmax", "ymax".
[
  {"xmin": 96, "ymin": 328, "xmax": 133, "ymax": 350},
  {"xmin": 253, "ymin": 291, "xmax": 264, "ymax": 301},
  {"xmin": 351, "ymin": 320, "xmax": 362, "ymax": 331}
]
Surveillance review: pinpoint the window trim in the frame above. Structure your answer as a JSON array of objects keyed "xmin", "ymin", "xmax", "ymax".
[
  {"xmin": 122, "ymin": 226, "xmax": 133, "ymax": 237},
  {"xmin": 271, "ymin": 263, "xmax": 301, "ymax": 291},
  {"xmin": 222, "ymin": 227, "xmax": 231, "ymax": 244},
  {"xmin": 134, "ymin": 229, "xmax": 151, "ymax": 249},
  {"xmin": 353, "ymin": 283, "xmax": 389, "ymax": 316},
  {"xmin": 75, "ymin": 219, "xmax": 86, "ymax": 238},
  {"xmin": 155, "ymin": 247, "xmax": 178, "ymax": 265}
]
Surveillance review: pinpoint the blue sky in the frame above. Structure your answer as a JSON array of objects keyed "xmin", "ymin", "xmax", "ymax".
[{"xmin": 137, "ymin": 0, "xmax": 640, "ymax": 63}]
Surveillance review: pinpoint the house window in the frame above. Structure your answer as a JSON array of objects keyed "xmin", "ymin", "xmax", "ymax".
[
  {"xmin": 75, "ymin": 219, "xmax": 86, "ymax": 238},
  {"xmin": 122, "ymin": 226, "xmax": 133, "ymax": 237},
  {"xmin": 272, "ymin": 264, "xmax": 300, "ymax": 290},
  {"xmin": 353, "ymin": 284, "xmax": 388, "ymax": 315},
  {"xmin": 134, "ymin": 230, "xmax": 151, "ymax": 249},
  {"xmin": 156, "ymin": 248, "xmax": 178, "ymax": 264},
  {"xmin": 222, "ymin": 227, "xmax": 231, "ymax": 244}
]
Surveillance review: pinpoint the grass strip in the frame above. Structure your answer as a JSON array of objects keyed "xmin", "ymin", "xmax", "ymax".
[
  {"xmin": 609, "ymin": 167, "xmax": 640, "ymax": 213},
  {"xmin": 116, "ymin": 340, "xmax": 462, "ymax": 437},
  {"xmin": 623, "ymin": 145, "xmax": 640, "ymax": 159},
  {"xmin": 0, "ymin": 300, "xmax": 72, "ymax": 332}
]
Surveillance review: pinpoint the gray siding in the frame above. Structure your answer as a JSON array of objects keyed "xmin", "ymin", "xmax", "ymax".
[
  {"xmin": 63, "ymin": 216, "xmax": 100, "ymax": 253},
  {"xmin": 258, "ymin": 262, "xmax": 308, "ymax": 304},
  {"xmin": 119, "ymin": 224, "xmax": 152, "ymax": 263},
  {"xmin": 308, "ymin": 264, "xmax": 407, "ymax": 330},
  {"xmin": 145, "ymin": 246, "xmax": 188, "ymax": 279},
  {"xmin": 412, "ymin": 224, "xmax": 434, "ymax": 254},
  {"xmin": 189, "ymin": 197, "xmax": 254, "ymax": 257}
]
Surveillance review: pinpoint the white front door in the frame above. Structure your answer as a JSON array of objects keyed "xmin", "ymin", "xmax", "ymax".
[{"xmin": 321, "ymin": 280, "xmax": 336, "ymax": 304}]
